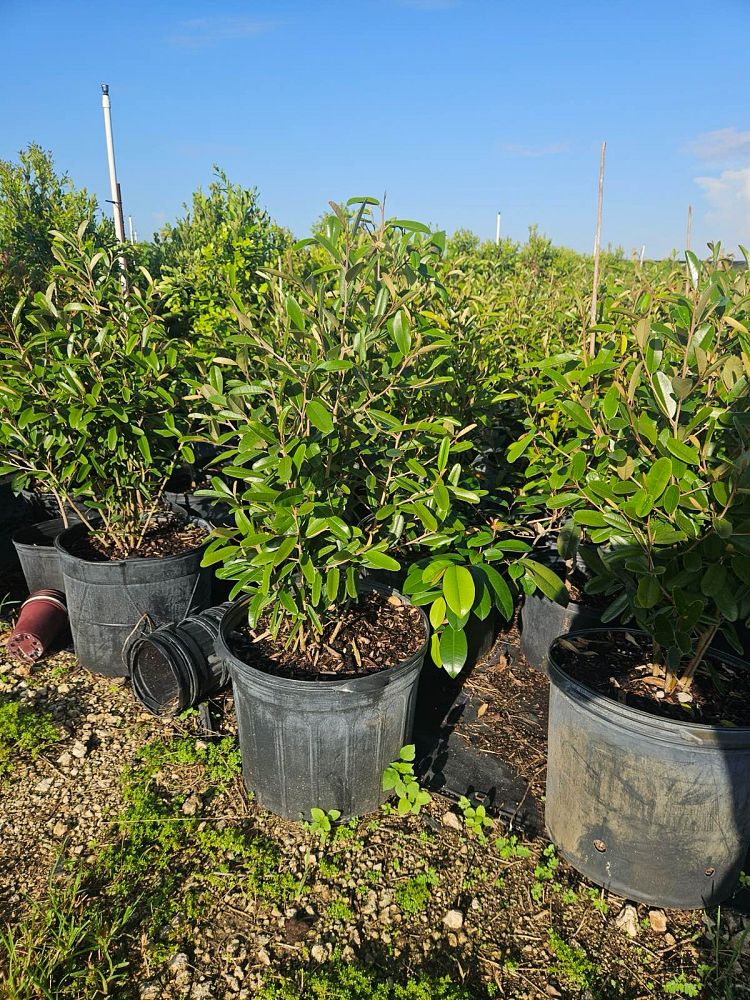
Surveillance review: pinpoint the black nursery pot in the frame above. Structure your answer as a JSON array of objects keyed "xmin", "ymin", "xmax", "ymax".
[
  {"xmin": 544, "ymin": 628, "xmax": 750, "ymax": 909},
  {"xmin": 55, "ymin": 523, "xmax": 212, "ymax": 677},
  {"xmin": 215, "ymin": 586, "xmax": 429, "ymax": 821},
  {"xmin": 520, "ymin": 593, "xmax": 602, "ymax": 673},
  {"xmin": 12, "ymin": 519, "xmax": 67, "ymax": 594},
  {"xmin": 128, "ymin": 603, "xmax": 232, "ymax": 715}
]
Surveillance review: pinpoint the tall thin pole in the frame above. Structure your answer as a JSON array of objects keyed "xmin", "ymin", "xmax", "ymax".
[
  {"xmin": 495, "ymin": 211, "xmax": 501, "ymax": 246},
  {"xmin": 589, "ymin": 141, "xmax": 606, "ymax": 355},
  {"xmin": 639, "ymin": 244, "xmax": 646, "ymax": 264},
  {"xmin": 686, "ymin": 204, "xmax": 693, "ymax": 254},
  {"xmin": 128, "ymin": 215, "xmax": 134, "ymax": 242},
  {"xmin": 101, "ymin": 84, "xmax": 125, "ymax": 242}
]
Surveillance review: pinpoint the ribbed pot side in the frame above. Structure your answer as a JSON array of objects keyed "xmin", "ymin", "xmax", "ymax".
[
  {"xmin": 56, "ymin": 523, "xmax": 211, "ymax": 677},
  {"xmin": 216, "ymin": 591, "xmax": 429, "ymax": 821},
  {"xmin": 544, "ymin": 629, "xmax": 750, "ymax": 909}
]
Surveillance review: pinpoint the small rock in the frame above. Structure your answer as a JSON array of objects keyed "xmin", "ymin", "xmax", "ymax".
[
  {"xmin": 34, "ymin": 777, "xmax": 53, "ymax": 794},
  {"xmin": 256, "ymin": 949, "xmax": 271, "ymax": 967},
  {"xmin": 443, "ymin": 909, "xmax": 464, "ymax": 930},
  {"xmin": 311, "ymin": 944, "xmax": 327, "ymax": 963},
  {"xmin": 52, "ymin": 821, "xmax": 67, "ymax": 838},
  {"xmin": 181, "ymin": 794, "xmax": 201, "ymax": 816},
  {"xmin": 649, "ymin": 909, "xmax": 667, "ymax": 934},
  {"xmin": 664, "ymin": 932, "xmax": 676, "ymax": 947},
  {"xmin": 71, "ymin": 740, "xmax": 88, "ymax": 759},
  {"xmin": 441, "ymin": 811, "xmax": 462, "ymax": 831},
  {"xmin": 615, "ymin": 903, "xmax": 638, "ymax": 939}
]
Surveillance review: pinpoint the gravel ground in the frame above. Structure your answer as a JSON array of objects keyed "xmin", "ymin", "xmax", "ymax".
[{"xmin": 1, "ymin": 623, "xmax": 749, "ymax": 999}]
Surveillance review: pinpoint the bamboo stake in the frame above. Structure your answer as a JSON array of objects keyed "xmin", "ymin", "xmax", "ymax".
[{"xmin": 589, "ymin": 141, "xmax": 606, "ymax": 355}]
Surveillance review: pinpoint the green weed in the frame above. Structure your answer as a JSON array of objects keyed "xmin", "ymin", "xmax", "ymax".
[
  {"xmin": 0, "ymin": 699, "xmax": 60, "ymax": 777},
  {"xmin": 395, "ymin": 869, "xmax": 439, "ymax": 916},
  {"xmin": 547, "ymin": 929, "xmax": 599, "ymax": 991}
]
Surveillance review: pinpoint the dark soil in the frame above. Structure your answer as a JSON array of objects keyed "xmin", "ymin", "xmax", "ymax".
[
  {"xmin": 460, "ymin": 613, "xmax": 550, "ymax": 802},
  {"xmin": 69, "ymin": 518, "xmax": 207, "ymax": 562},
  {"xmin": 553, "ymin": 630, "xmax": 750, "ymax": 727},
  {"xmin": 230, "ymin": 591, "xmax": 426, "ymax": 681}
]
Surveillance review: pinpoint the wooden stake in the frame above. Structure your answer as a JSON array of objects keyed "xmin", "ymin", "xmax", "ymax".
[{"xmin": 589, "ymin": 141, "xmax": 606, "ymax": 355}]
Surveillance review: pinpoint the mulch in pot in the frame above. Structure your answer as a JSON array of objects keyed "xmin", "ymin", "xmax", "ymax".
[
  {"xmin": 229, "ymin": 591, "xmax": 425, "ymax": 681},
  {"xmin": 553, "ymin": 630, "xmax": 750, "ymax": 727},
  {"xmin": 68, "ymin": 517, "xmax": 208, "ymax": 562}
]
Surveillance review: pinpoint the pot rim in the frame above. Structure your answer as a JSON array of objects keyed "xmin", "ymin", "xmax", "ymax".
[
  {"xmin": 54, "ymin": 518, "xmax": 210, "ymax": 566},
  {"xmin": 216, "ymin": 582, "xmax": 429, "ymax": 693},
  {"xmin": 546, "ymin": 626, "xmax": 750, "ymax": 743}
]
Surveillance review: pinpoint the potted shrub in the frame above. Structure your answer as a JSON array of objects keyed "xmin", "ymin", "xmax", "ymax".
[
  {"xmin": 203, "ymin": 199, "xmax": 508, "ymax": 819},
  {"xmin": 0, "ymin": 227, "xmax": 211, "ymax": 674},
  {"xmin": 537, "ymin": 251, "xmax": 750, "ymax": 907}
]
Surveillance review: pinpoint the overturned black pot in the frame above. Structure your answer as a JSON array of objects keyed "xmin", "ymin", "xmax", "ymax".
[
  {"xmin": 544, "ymin": 628, "xmax": 750, "ymax": 909},
  {"xmin": 216, "ymin": 585, "xmax": 429, "ymax": 821},
  {"xmin": 55, "ymin": 522, "xmax": 212, "ymax": 677},
  {"xmin": 128, "ymin": 603, "xmax": 232, "ymax": 715}
]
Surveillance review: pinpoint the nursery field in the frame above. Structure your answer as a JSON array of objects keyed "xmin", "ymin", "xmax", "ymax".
[
  {"xmin": 1, "ymin": 614, "xmax": 748, "ymax": 1000},
  {"xmin": 3, "ymin": 152, "xmax": 750, "ymax": 998}
]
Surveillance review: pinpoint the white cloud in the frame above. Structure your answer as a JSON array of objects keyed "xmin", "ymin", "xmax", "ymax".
[
  {"xmin": 168, "ymin": 17, "xmax": 275, "ymax": 49},
  {"xmin": 695, "ymin": 166, "xmax": 750, "ymax": 244},
  {"xmin": 686, "ymin": 127, "xmax": 750, "ymax": 164},
  {"xmin": 499, "ymin": 141, "xmax": 569, "ymax": 158}
]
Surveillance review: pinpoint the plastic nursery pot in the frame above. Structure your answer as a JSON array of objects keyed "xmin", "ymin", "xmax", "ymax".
[
  {"xmin": 12, "ymin": 519, "xmax": 68, "ymax": 595},
  {"xmin": 55, "ymin": 522, "xmax": 212, "ymax": 677},
  {"xmin": 215, "ymin": 584, "xmax": 429, "ymax": 821},
  {"xmin": 6, "ymin": 590, "xmax": 68, "ymax": 662},
  {"xmin": 128, "ymin": 603, "xmax": 232, "ymax": 716},
  {"xmin": 520, "ymin": 594, "xmax": 602, "ymax": 674},
  {"xmin": 544, "ymin": 628, "xmax": 750, "ymax": 909}
]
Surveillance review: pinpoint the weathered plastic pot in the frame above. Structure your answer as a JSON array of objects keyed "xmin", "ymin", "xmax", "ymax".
[
  {"xmin": 12, "ymin": 519, "xmax": 67, "ymax": 594},
  {"xmin": 163, "ymin": 489, "xmax": 232, "ymax": 527},
  {"xmin": 55, "ymin": 523, "xmax": 212, "ymax": 677},
  {"xmin": 544, "ymin": 628, "xmax": 750, "ymax": 909},
  {"xmin": 216, "ymin": 586, "xmax": 429, "ymax": 820},
  {"xmin": 7, "ymin": 590, "xmax": 68, "ymax": 662},
  {"xmin": 520, "ymin": 593, "xmax": 602, "ymax": 673},
  {"xmin": 128, "ymin": 603, "xmax": 232, "ymax": 715}
]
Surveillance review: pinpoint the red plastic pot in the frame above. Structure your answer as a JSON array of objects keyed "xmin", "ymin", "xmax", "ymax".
[{"xmin": 6, "ymin": 589, "xmax": 68, "ymax": 662}]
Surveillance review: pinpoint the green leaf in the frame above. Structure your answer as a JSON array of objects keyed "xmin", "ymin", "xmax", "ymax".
[
  {"xmin": 602, "ymin": 385, "xmax": 619, "ymax": 420},
  {"xmin": 665, "ymin": 437, "xmax": 700, "ymax": 465},
  {"xmin": 362, "ymin": 550, "xmax": 401, "ymax": 572},
  {"xmin": 429, "ymin": 596, "xmax": 446, "ymax": 630},
  {"xmin": 326, "ymin": 567, "xmax": 340, "ymax": 603},
  {"xmin": 286, "ymin": 295, "xmax": 305, "ymax": 330},
  {"xmin": 636, "ymin": 576, "xmax": 661, "ymax": 609},
  {"xmin": 653, "ymin": 372, "xmax": 677, "ymax": 420},
  {"xmin": 646, "ymin": 457, "xmax": 672, "ymax": 499},
  {"xmin": 702, "ymin": 564, "xmax": 725, "ymax": 597},
  {"xmin": 507, "ymin": 431, "xmax": 535, "ymax": 464},
  {"xmin": 523, "ymin": 559, "xmax": 567, "ymax": 604},
  {"xmin": 442, "ymin": 565, "xmax": 475, "ymax": 618},
  {"xmin": 480, "ymin": 565, "xmax": 513, "ymax": 619},
  {"xmin": 390, "ymin": 311, "xmax": 411, "ymax": 355},
  {"xmin": 306, "ymin": 400, "xmax": 334, "ymax": 436},
  {"xmin": 439, "ymin": 626, "xmax": 468, "ymax": 678}
]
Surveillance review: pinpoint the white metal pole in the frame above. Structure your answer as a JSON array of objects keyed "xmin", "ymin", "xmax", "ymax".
[
  {"xmin": 128, "ymin": 215, "xmax": 134, "ymax": 242},
  {"xmin": 495, "ymin": 211, "xmax": 501, "ymax": 246},
  {"xmin": 639, "ymin": 244, "xmax": 646, "ymax": 264},
  {"xmin": 101, "ymin": 84, "xmax": 126, "ymax": 242}
]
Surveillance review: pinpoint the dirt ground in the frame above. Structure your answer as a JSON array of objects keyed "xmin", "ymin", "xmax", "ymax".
[{"xmin": 1, "ymin": 606, "xmax": 749, "ymax": 999}]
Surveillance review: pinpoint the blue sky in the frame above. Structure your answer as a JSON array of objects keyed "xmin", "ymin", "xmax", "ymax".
[{"xmin": 2, "ymin": 0, "xmax": 750, "ymax": 256}]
